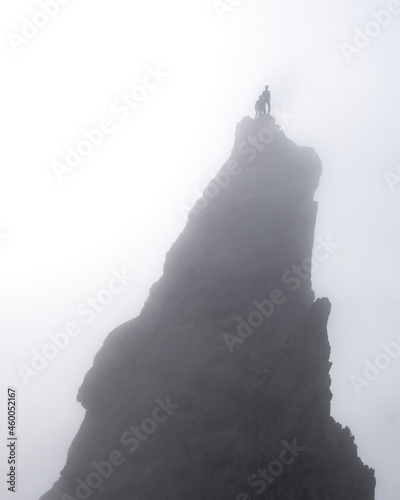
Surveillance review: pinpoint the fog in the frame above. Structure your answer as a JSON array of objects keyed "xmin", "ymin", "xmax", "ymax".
[{"xmin": 1, "ymin": 0, "xmax": 400, "ymax": 499}]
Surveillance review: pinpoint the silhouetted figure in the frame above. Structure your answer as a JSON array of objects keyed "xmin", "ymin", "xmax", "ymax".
[
  {"xmin": 255, "ymin": 95, "xmax": 265, "ymax": 119},
  {"xmin": 262, "ymin": 85, "xmax": 271, "ymax": 114}
]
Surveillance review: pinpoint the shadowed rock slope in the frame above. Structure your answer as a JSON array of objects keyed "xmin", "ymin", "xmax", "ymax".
[{"xmin": 41, "ymin": 114, "xmax": 375, "ymax": 500}]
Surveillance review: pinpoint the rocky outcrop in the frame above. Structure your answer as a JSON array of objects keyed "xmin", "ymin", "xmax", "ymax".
[{"xmin": 41, "ymin": 114, "xmax": 375, "ymax": 500}]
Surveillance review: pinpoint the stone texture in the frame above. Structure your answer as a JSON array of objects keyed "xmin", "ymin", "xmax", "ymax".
[{"xmin": 41, "ymin": 114, "xmax": 375, "ymax": 500}]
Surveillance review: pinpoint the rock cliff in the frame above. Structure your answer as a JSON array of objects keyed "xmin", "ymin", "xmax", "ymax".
[{"xmin": 41, "ymin": 114, "xmax": 376, "ymax": 500}]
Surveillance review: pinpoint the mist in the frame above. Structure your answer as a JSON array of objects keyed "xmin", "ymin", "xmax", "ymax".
[{"xmin": 1, "ymin": 1, "xmax": 400, "ymax": 499}]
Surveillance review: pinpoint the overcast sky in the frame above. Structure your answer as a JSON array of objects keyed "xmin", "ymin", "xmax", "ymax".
[{"xmin": 1, "ymin": 1, "xmax": 400, "ymax": 499}]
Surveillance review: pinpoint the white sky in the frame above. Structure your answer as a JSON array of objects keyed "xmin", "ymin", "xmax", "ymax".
[{"xmin": 1, "ymin": 1, "xmax": 400, "ymax": 499}]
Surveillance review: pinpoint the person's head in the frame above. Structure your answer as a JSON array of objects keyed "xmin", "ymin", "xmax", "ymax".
[{"xmin": 265, "ymin": 85, "xmax": 269, "ymax": 90}]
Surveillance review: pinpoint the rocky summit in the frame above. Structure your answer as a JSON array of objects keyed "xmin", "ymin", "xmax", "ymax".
[{"xmin": 41, "ymin": 114, "xmax": 376, "ymax": 500}]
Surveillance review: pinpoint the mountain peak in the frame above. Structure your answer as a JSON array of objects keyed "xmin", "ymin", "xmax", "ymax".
[{"xmin": 41, "ymin": 115, "xmax": 375, "ymax": 500}]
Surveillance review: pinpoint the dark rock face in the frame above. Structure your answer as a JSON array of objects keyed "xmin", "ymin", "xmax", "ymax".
[{"xmin": 41, "ymin": 115, "xmax": 375, "ymax": 500}]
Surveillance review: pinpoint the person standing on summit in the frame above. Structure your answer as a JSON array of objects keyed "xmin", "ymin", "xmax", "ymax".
[
  {"xmin": 262, "ymin": 85, "xmax": 271, "ymax": 115},
  {"xmin": 255, "ymin": 95, "xmax": 264, "ymax": 119}
]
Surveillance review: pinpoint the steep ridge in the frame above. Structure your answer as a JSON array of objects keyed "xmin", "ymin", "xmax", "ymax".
[{"xmin": 41, "ymin": 114, "xmax": 375, "ymax": 500}]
